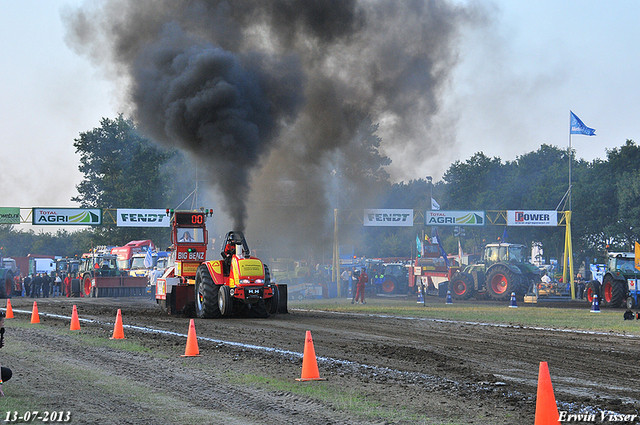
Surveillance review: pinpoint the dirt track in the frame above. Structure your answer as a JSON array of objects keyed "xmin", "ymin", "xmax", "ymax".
[{"xmin": 3, "ymin": 295, "xmax": 640, "ymax": 424}]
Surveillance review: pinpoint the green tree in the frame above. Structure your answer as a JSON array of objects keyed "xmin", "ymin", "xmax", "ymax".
[{"xmin": 72, "ymin": 115, "xmax": 184, "ymax": 248}]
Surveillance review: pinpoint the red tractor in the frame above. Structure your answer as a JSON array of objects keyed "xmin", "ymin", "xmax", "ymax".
[{"xmin": 156, "ymin": 211, "xmax": 283, "ymax": 318}]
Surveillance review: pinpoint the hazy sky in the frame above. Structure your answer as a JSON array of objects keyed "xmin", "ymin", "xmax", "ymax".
[{"xmin": 1, "ymin": 0, "xmax": 638, "ymax": 213}]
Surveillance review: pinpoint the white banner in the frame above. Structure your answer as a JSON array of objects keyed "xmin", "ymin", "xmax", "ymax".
[
  {"xmin": 426, "ymin": 211, "xmax": 485, "ymax": 226},
  {"xmin": 364, "ymin": 209, "xmax": 414, "ymax": 227},
  {"xmin": 507, "ymin": 210, "xmax": 557, "ymax": 226},
  {"xmin": 117, "ymin": 209, "xmax": 170, "ymax": 227},
  {"xmin": 32, "ymin": 208, "xmax": 102, "ymax": 225}
]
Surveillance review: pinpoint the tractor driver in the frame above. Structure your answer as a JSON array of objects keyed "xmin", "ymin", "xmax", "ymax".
[{"xmin": 221, "ymin": 236, "xmax": 238, "ymax": 275}]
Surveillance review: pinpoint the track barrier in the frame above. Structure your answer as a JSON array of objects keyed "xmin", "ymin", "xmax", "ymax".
[
  {"xmin": 181, "ymin": 319, "xmax": 201, "ymax": 357},
  {"xmin": 446, "ymin": 291, "xmax": 453, "ymax": 305},
  {"xmin": 296, "ymin": 330, "xmax": 325, "ymax": 381},
  {"xmin": 509, "ymin": 292, "xmax": 518, "ymax": 308},
  {"xmin": 110, "ymin": 309, "xmax": 125, "ymax": 339},
  {"xmin": 70, "ymin": 305, "xmax": 81, "ymax": 331},
  {"xmin": 590, "ymin": 294, "xmax": 601, "ymax": 313},
  {"xmin": 30, "ymin": 301, "xmax": 40, "ymax": 324},
  {"xmin": 5, "ymin": 299, "xmax": 13, "ymax": 319},
  {"xmin": 534, "ymin": 361, "xmax": 560, "ymax": 424}
]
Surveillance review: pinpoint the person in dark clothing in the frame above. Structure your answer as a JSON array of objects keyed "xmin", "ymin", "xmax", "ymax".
[
  {"xmin": 0, "ymin": 311, "xmax": 13, "ymax": 396},
  {"xmin": 22, "ymin": 275, "xmax": 31, "ymax": 297},
  {"xmin": 41, "ymin": 274, "xmax": 50, "ymax": 298},
  {"xmin": 30, "ymin": 274, "xmax": 42, "ymax": 298}
]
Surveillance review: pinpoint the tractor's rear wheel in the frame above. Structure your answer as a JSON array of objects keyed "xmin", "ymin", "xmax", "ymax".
[
  {"xmin": 195, "ymin": 265, "xmax": 221, "ymax": 318},
  {"xmin": 218, "ymin": 285, "xmax": 232, "ymax": 316},
  {"xmin": 602, "ymin": 275, "xmax": 625, "ymax": 308},
  {"xmin": 486, "ymin": 265, "xmax": 520, "ymax": 301},
  {"xmin": 449, "ymin": 272, "xmax": 474, "ymax": 300}
]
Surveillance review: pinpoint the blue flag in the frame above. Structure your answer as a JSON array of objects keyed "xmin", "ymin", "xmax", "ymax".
[
  {"xmin": 570, "ymin": 111, "xmax": 596, "ymax": 136},
  {"xmin": 502, "ymin": 227, "xmax": 508, "ymax": 243},
  {"xmin": 433, "ymin": 228, "xmax": 450, "ymax": 269}
]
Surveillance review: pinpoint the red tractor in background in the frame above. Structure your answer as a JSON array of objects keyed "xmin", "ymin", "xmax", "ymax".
[{"xmin": 156, "ymin": 210, "xmax": 285, "ymax": 318}]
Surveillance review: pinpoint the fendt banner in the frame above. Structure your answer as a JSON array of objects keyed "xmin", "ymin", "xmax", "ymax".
[
  {"xmin": 364, "ymin": 209, "xmax": 414, "ymax": 227},
  {"xmin": 426, "ymin": 210, "xmax": 485, "ymax": 226},
  {"xmin": 117, "ymin": 209, "xmax": 170, "ymax": 227},
  {"xmin": 0, "ymin": 207, "xmax": 20, "ymax": 224},
  {"xmin": 32, "ymin": 208, "xmax": 102, "ymax": 225},
  {"xmin": 507, "ymin": 210, "xmax": 557, "ymax": 226}
]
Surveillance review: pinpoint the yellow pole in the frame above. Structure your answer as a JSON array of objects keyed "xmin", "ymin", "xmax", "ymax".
[
  {"xmin": 333, "ymin": 209, "xmax": 340, "ymax": 296},
  {"xmin": 562, "ymin": 211, "xmax": 575, "ymax": 299}
]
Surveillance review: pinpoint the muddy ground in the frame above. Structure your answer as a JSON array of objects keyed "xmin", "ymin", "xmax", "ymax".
[{"xmin": 2, "ymin": 295, "xmax": 639, "ymax": 424}]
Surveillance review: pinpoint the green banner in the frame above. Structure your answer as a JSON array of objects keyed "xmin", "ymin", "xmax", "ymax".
[{"xmin": 0, "ymin": 207, "xmax": 20, "ymax": 224}]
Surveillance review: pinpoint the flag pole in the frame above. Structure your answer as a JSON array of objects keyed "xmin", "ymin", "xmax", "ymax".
[
  {"xmin": 566, "ymin": 113, "xmax": 574, "ymax": 298},
  {"xmin": 568, "ymin": 124, "xmax": 572, "ymax": 211}
]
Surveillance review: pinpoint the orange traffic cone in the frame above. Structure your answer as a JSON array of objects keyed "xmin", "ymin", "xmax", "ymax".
[
  {"xmin": 296, "ymin": 331, "xmax": 326, "ymax": 381},
  {"xmin": 534, "ymin": 361, "xmax": 560, "ymax": 425},
  {"xmin": 5, "ymin": 299, "xmax": 13, "ymax": 319},
  {"xmin": 110, "ymin": 309, "xmax": 125, "ymax": 339},
  {"xmin": 181, "ymin": 319, "xmax": 201, "ymax": 357},
  {"xmin": 30, "ymin": 301, "xmax": 40, "ymax": 324},
  {"xmin": 70, "ymin": 305, "xmax": 81, "ymax": 331}
]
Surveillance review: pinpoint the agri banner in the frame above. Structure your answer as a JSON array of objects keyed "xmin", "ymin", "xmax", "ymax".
[
  {"xmin": 507, "ymin": 210, "xmax": 557, "ymax": 226},
  {"xmin": 117, "ymin": 209, "xmax": 170, "ymax": 227},
  {"xmin": 364, "ymin": 209, "xmax": 414, "ymax": 227},
  {"xmin": 426, "ymin": 210, "xmax": 485, "ymax": 226},
  {"xmin": 0, "ymin": 207, "xmax": 20, "ymax": 224},
  {"xmin": 32, "ymin": 208, "xmax": 102, "ymax": 225}
]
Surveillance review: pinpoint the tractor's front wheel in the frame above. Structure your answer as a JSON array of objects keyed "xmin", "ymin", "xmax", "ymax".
[
  {"xmin": 195, "ymin": 264, "xmax": 221, "ymax": 318},
  {"xmin": 585, "ymin": 280, "xmax": 599, "ymax": 303},
  {"xmin": 486, "ymin": 265, "xmax": 520, "ymax": 301},
  {"xmin": 218, "ymin": 285, "xmax": 232, "ymax": 316},
  {"xmin": 265, "ymin": 285, "xmax": 279, "ymax": 315}
]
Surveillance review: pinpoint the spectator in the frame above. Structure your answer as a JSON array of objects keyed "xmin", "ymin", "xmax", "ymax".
[
  {"xmin": 576, "ymin": 273, "xmax": 586, "ymax": 299},
  {"xmin": 64, "ymin": 274, "xmax": 71, "ymax": 298},
  {"xmin": 0, "ymin": 311, "xmax": 12, "ymax": 396},
  {"xmin": 355, "ymin": 267, "xmax": 369, "ymax": 304},
  {"xmin": 54, "ymin": 275, "xmax": 62, "ymax": 297},
  {"xmin": 30, "ymin": 274, "xmax": 42, "ymax": 298},
  {"xmin": 340, "ymin": 269, "xmax": 350, "ymax": 298},
  {"xmin": 351, "ymin": 270, "xmax": 359, "ymax": 304},
  {"xmin": 22, "ymin": 275, "xmax": 31, "ymax": 298},
  {"xmin": 42, "ymin": 274, "xmax": 51, "ymax": 298}
]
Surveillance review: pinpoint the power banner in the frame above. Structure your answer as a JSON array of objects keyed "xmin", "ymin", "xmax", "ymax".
[
  {"xmin": 32, "ymin": 208, "xmax": 102, "ymax": 225},
  {"xmin": 117, "ymin": 209, "xmax": 170, "ymax": 227},
  {"xmin": 506, "ymin": 210, "xmax": 557, "ymax": 226},
  {"xmin": 426, "ymin": 211, "xmax": 485, "ymax": 226},
  {"xmin": 0, "ymin": 207, "xmax": 20, "ymax": 224},
  {"xmin": 364, "ymin": 209, "xmax": 414, "ymax": 227}
]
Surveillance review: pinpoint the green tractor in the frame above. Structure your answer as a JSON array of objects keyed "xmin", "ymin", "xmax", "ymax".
[
  {"xmin": 585, "ymin": 252, "xmax": 638, "ymax": 308},
  {"xmin": 449, "ymin": 243, "xmax": 540, "ymax": 301}
]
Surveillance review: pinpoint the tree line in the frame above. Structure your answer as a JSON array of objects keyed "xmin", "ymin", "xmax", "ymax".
[{"xmin": 1, "ymin": 115, "xmax": 639, "ymax": 267}]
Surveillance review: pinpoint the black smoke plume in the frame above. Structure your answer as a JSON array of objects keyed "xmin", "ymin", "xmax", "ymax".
[{"xmin": 64, "ymin": 0, "xmax": 484, "ymax": 253}]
